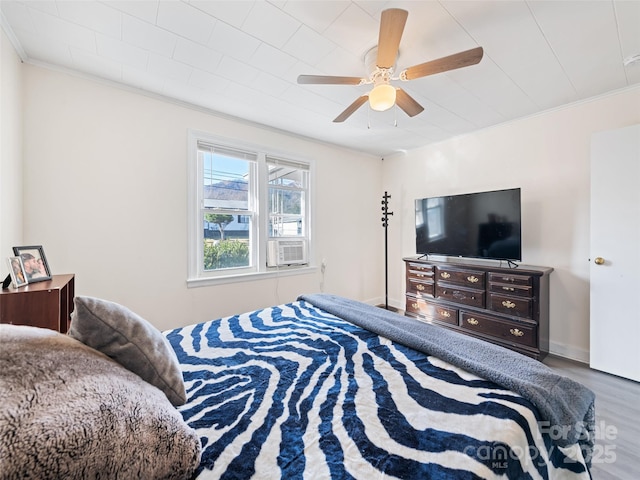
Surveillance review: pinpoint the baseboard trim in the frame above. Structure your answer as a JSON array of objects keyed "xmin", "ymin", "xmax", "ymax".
[
  {"xmin": 548, "ymin": 341, "xmax": 590, "ymax": 364},
  {"xmin": 363, "ymin": 297, "xmax": 383, "ymax": 306}
]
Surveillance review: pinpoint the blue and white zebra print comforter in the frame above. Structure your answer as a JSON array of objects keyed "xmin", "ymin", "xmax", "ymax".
[{"xmin": 165, "ymin": 300, "xmax": 591, "ymax": 479}]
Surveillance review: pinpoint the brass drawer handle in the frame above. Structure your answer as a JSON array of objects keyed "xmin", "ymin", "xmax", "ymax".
[
  {"xmin": 501, "ymin": 277, "xmax": 514, "ymax": 282},
  {"xmin": 502, "ymin": 300, "xmax": 516, "ymax": 309},
  {"xmin": 440, "ymin": 272, "xmax": 451, "ymax": 279},
  {"xmin": 416, "ymin": 284, "xmax": 425, "ymax": 291},
  {"xmin": 466, "ymin": 318, "xmax": 479, "ymax": 325},
  {"xmin": 467, "ymin": 275, "xmax": 479, "ymax": 283},
  {"xmin": 502, "ymin": 286, "xmax": 515, "ymax": 291},
  {"xmin": 439, "ymin": 310, "xmax": 451, "ymax": 318},
  {"xmin": 510, "ymin": 328, "xmax": 524, "ymax": 337},
  {"xmin": 411, "ymin": 303, "xmax": 419, "ymax": 309}
]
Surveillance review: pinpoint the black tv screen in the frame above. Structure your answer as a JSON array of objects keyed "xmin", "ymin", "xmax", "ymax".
[{"xmin": 415, "ymin": 188, "xmax": 521, "ymax": 261}]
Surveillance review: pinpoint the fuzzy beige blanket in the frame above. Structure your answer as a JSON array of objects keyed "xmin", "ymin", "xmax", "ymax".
[{"xmin": 0, "ymin": 324, "xmax": 201, "ymax": 480}]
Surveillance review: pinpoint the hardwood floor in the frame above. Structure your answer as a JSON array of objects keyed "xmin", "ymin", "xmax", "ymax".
[{"xmin": 543, "ymin": 355, "xmax": 640, "ymax": 479}]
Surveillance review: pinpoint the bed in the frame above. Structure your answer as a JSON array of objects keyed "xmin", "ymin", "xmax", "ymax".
[{"xmin": 0, "ymin": 293, "xmax": 594, "ymax": 479}]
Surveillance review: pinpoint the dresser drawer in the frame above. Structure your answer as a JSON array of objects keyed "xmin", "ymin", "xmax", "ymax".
[
  {"xmin": 435, "ymin": 285, "xmax": 484, "ymax": 308},
  {"xmin": 407, "ymin": 277, "xmax": 434, "ymax": 297},
  {"xmin": 435, "ymin": 267, "xmax": 485, "ymax": 288},
  {"xmin": 460, "ymin": 312, "xmax": 537, "ymax": 348},
  {"xmin": 488, "ymin": 272, "xmax": 532, "ymax": 287},
  {"xmin": 489, "ymin": 282, "xmax": 532, "ymax": 297},
  {"xmin": 406, "ymin": 262, "xmax": 434, "ymax": 275},
  {"xmin": 407, "ymin": 268, "xmax": 434, "ymax": 282},
  {"xmin": 405, "ymin": 296, "xmax": 458, "ymax": 326},
  {"xmin": 489, "ymin": 294, "xmax": 532, "ymax": 318}
]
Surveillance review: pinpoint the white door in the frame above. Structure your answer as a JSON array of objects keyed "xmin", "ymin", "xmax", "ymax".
[{"xmin": 590, "ymin": 124, "xmax": 640, "ymax": 381}]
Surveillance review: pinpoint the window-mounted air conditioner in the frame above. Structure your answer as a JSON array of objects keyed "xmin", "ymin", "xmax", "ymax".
[{"xmin": 267, "ymin": 239, "xmax": 307, "ymax": 267}]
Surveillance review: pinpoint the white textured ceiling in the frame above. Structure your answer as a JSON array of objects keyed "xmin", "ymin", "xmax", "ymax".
[{"xmin": 2, "ymin": 0, "xmax": 640, "ymax": 157}]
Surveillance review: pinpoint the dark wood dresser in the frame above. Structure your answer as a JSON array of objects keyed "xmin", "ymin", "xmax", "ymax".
[
  {"xmin": 0, "ymin": 274, "xmax": 75, "ymax": 333},
  {"xmin": 404, "ymin": 258, "xmax": 552, "ymax": 359}
]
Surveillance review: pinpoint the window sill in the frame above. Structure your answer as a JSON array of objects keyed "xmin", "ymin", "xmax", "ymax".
[{"xmin": 187, "ymin": 265, "xmax": 318, "ymax": 288}]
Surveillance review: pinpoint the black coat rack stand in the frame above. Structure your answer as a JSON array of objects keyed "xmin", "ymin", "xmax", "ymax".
[{"xmin": 381, "ymin": 191, "xmax": 393, "ymax": 310}]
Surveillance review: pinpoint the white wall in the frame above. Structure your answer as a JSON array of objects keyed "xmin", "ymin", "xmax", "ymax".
[
  {"xmin": 21, "ymin": 64, "xmax": 383, "ymax": 331},
  {"xmin": 11, "ymin": 41, "xmax": 640, "ymax": 360},
  {"xmin": 382, "ymin": 86, "xmax": 640, "ymax": 362},
  {"xmin": 0, "ymin": 29, "xmax": 23, "ymax": 274}
]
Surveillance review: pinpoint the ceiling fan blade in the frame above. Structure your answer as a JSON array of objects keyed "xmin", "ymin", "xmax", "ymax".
[
  {"xmin": 402, "ymin": 46, "xmax": 484, "ymax": 81},
  {"xmin": 333, "ymin": 95, "xmax": 368, "ymax": 123},
  {"xmin": 376, "ymin": 8, "xmax": 408, "ymax": 69},
  {"xmin": 395, "ymin": 88, "xmax": 424, "ymax": 117},
  {"xmin": 297, "ymin": 75, "xmax": 363, "ymax": 85}
]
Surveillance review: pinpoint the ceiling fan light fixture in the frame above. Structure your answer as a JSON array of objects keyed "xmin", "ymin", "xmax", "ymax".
[{"xmin": 369, "ymin": 83, "xmax": 396, "ymax": 111}]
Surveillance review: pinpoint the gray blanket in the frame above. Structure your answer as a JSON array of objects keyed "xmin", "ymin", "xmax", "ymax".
[
  {"xmin": 0, "ymin": 325, "xmax": 201, "ymax": 480},
  {"xmin": 299, "ymin": 293, "xmax": 595, "ymax": 458}
]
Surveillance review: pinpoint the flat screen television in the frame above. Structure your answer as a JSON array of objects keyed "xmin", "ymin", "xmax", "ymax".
[{"xmin": 415, "ymin": 188, "xmax": 521, "ymax": 261}]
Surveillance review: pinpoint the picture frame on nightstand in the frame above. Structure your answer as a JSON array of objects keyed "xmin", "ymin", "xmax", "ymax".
[
  {"xmin": 12, "ymin": 245, "xmax": 52, "ymax": 283},
  {"xmin": 6, "ymin": 256, "xmax": 28, "ymax": 288}
]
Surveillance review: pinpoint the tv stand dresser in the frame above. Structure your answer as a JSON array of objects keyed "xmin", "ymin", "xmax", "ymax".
[{"xmin": 403, "ymin": 257, "xmax": 552, "ymax": 360}]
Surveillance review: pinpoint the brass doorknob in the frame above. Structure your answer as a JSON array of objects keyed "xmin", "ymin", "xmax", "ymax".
[{"xmin": 594, "ymin": 257, "xmax": 605, "ymax": 265}]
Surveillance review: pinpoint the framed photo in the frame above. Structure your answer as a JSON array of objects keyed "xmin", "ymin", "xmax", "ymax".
[
  {"xmin": 7, "ymin": 256, "xmax": 28, "ymax": 288},
  {"xmin": 12, "ymin": 245, "xmax": 52, "ymax": 283}
]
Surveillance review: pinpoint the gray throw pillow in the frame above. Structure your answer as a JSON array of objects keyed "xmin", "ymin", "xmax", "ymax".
[{"xmin": 68, "ymin": 296, "xmax": 187, "ymax": 406}]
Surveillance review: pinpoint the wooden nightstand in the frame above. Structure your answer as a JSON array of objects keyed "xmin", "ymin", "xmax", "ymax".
[{"xmin": 0, "ymin": 274, "xmax": 75, "ymax": 333}]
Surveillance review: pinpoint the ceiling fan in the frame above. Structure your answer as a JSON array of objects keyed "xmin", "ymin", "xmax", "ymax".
[{"xmin": 297, "ymin": 8, "xmax": 484, "ymax": 123}]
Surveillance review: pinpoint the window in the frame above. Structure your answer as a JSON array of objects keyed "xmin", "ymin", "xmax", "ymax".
[
  {"xmin": 199, "ymin": 144, "xmax": 256, "ymax": 272},
  {"xmin": 267, "ymin": 157, "xmax": 308, "ymax": 238},
  {"xmin": 188, "ymin": 131, "xmax": 312, "ymax": 285}
]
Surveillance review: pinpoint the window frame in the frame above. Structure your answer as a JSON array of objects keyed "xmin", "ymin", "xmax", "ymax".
[
  {"xmin": 266, "ymin": 156, "xmax": 310, "ymax": 240},
  {"xmin": 187, "ymin": 130, "xmax": 315, "ymax": 287}
]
